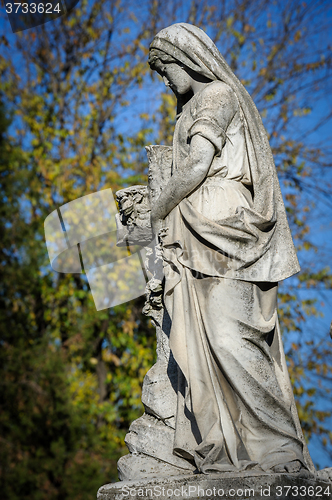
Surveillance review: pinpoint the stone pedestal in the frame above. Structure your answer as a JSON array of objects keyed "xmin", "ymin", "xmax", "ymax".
[{"xmin": 97, "ymin": 471, "xmax": 331, "ymax": 500}]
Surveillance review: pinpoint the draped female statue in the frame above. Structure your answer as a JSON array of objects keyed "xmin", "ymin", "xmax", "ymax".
[{"xmin": 145, "ymin": 23, "xmax": 314, "ymax": 475}]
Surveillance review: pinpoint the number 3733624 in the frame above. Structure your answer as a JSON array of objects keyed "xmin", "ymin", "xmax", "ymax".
[{"xmin": 5, "ymin": 2, "xmax": 61, "ymax": 14}]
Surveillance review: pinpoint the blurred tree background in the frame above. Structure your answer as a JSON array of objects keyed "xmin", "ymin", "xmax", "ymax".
[{"xmin": 0, "ymin": 0, "xmax": 331, "ymax": 498}]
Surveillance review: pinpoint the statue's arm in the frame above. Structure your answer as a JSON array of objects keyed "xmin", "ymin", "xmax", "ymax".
[{"xmin": 150, "ymin": 134, "xmax": 215, "ymax": 232}]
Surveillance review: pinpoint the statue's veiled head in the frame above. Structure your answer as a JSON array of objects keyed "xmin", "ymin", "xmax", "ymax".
[
  {"xmin": 148, "ymin": 23, "xmax": 220, "ymax": 82},
  {"xmin": 148, "ymin": 24, "xmax": 230, "ymax": 111}
]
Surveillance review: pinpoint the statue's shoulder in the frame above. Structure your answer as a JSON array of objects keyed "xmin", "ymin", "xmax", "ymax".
[{"xmin": 199, "ymin": 81, "xmax": 238, "ymax": 109}]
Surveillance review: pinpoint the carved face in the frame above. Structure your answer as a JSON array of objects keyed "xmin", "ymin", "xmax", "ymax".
[{"xmin": 155, "ymin": 61, "xmax": 192, "ymax": 95}]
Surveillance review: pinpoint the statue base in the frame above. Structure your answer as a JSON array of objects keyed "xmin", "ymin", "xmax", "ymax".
[{"xmin": 97, "ymin": 471, "xmax": 331, "ymax": 500}]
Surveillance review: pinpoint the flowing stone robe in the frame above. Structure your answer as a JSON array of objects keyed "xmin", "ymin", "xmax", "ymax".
[{"xmin": 150, "ymin": 23, "xmax": 315, "ymax": 474}]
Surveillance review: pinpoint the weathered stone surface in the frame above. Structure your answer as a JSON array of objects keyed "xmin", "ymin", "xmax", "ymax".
[
  {"xmin": 124, "ymin": 414, "xmax": 195, "ymax": 472},
  {"xmin": 141, "ymin": 360, "xmax": 177, "ymax": 424},
  {"xmin": 115, "ymin": 185, "xmax": 152, "ymax": 246},
  {"xmin": 117, "ymin": 454, "xmax": 193, "ymax": 482},
  {"xmin": 318, "ymin": 469, "xmax": 332, "ymax": 482},
  {"xmin": 98, "ymin": 471, "xmax": 332, "ymax": 500},
  {"xmin": 141, "ymin": 309, "xmax": 177, "ymax": 424},
  {"xmin": 145, "ymin": 145, "xmax": 173, "ymax": 206}
]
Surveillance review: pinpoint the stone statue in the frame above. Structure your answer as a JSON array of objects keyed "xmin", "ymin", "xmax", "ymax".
[{"xmin": 98, "ymin": 23, "xmax": 332, "ymax": 499}]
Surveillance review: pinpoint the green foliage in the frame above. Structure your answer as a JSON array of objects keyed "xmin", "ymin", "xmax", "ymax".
[{"xmin": 0, "ymin": 2, "xmax": 158, "ymax": 495}]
